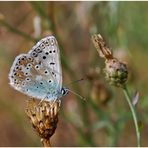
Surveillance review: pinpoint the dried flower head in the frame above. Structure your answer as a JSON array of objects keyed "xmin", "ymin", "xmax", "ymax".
[
  {"xmin": 104, "ymin": 58, "xmax": 128, "ymax": 87},
  {"xmin": 87, "ymin": 68, "xmax": 112, "ymax": 106},
  {"xmin": 91, "ymin": 80, "xmax": 112, "ymax": 107},
  {"xmin": 25, "ymin": 99, "xmax": 61, "ymax": 147},
  {"xmin": 91, "ymin": 34, "xmax": 128, "ymax": 87}
]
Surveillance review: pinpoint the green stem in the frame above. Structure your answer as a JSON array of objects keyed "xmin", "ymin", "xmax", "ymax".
[
  {"xmin": 122, "ymin": 85, "xmax": 141, "ymax": 147},
  {"xmin": 0, "ymin": 20, "xmax": 37, "ymax": 42}
]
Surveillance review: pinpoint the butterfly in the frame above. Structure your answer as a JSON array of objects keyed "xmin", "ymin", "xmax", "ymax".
[{"xmin": 9, "ymin": 36, "xmax": 69, "ymax": 102}]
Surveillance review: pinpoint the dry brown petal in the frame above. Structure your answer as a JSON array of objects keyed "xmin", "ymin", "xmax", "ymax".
[{"xmin": 91, "ymin": 34, "xmax": 113, "ymax": 59}]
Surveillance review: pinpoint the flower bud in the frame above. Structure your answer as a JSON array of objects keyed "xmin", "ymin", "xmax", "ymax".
[{"xmin": 104, "ymin": 58, "xmax": 128, "ymax": 87}]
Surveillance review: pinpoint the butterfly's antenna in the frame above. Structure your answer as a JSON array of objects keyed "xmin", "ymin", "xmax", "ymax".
[
  {"xmin": 67, "ymin": 89, "xmax": 86, "ymax": 101},
  {"xmin": 65, "ymin": 76, "xmax": 87, "ymax": 86}
]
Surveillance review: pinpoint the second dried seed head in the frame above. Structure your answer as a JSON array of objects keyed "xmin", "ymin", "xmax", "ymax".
[{"xmin": 92, "ymin": 34, "xmax": 128, "ymax": 87}]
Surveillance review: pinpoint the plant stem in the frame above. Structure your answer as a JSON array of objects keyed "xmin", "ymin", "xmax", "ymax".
[
  {"xmin": 41, "ymin": 138, "xmax": 51, "ymax": 147},
  {"xmin": 0, "ymin": 20, "xmax": 37, "ymax": 42},
  {"xmin": 122, "ymin": 85, "xmax": 140, "ymax": 147}
]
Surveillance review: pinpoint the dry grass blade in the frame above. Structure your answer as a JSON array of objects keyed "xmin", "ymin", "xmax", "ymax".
[{"xmin": 91, "ymin": 34, "xmax": 113, "ymax": 60}]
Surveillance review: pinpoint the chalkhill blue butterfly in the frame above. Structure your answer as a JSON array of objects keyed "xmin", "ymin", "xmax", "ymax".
[{"xmin": 9, "ymin": 36, "xmax": 69, "ymax": 102}]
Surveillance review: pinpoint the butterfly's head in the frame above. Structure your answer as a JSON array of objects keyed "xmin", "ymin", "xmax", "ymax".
[{"xmin": 61, "ymin": 87, "xmax": 69, "ymax": 96}]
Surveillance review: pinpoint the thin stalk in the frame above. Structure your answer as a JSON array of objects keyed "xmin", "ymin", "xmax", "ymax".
[
  {"xmin": 41, "ymin": 138, "xmax": 51, "ymax": 147},
  {"xmin": 0, "ymin": 20, "xmax": 37, "ymax": 42},
  {"xmin": 122, "ymin": 85, "xmax": 140, "ymax": 147}
]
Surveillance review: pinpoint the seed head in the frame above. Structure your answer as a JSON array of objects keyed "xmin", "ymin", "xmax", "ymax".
[
  {"xmin": 104, "ymin": 58, "xmax": 128, "ymax": 87},
  {"xmin": 25, "ymin": 99, "xmax": 61, "ymax": 146},
  {"xmin": 92, "ymin": 34, "xmax": 128, "ymax": 87}
]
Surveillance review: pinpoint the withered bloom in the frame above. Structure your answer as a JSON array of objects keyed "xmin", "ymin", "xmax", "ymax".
[
  {"xmin": 91, "ymin": 34, "xmax": 128, "ymax": 87},
  {"xmin": 26, "ymin": 99, "xmax": 61, "ymax": 147},
  {"xmin": 87, "ymin": 68, "xmax": 112, "ymax": 106}
]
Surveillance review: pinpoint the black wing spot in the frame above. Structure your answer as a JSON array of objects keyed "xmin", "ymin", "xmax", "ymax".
[
  {"xmin": 50, "ymin": 38, "xmax": 55, "ymax": 45},
  {"xmin": 45, "ymin": 70, "xmax": 48, "ymax": 74},
  {"xmin": 49, "ymin": 51, "xmax": 52, "ymax": 53},
  {"xmin": 36, "ymin": 48, "xmax": 42, "ymax": 53},
  {"xmin": 48, "ymin": 80, "xmax": 51, "ymax": 83},
  {"xmin": 53, "ymin": 50, "xmax": 56, "ymax": 53},
  {"xmin": 26, "ymin": 77, "xmax": 31, "ymax": 81},
  {"xmin": 45, "ymin": 52, "xmax": 49, "ymax": 55},
  {"xmin": 28, "ymin": 57, "xmax": 33, "ymax": 62},
  {"xmin": 35, "ymin": 65, "xmax": 40, "ymax": 69},
  {"xmin": 43, "ymin": 56, "xmax": 46, "ymax": 59},
  {"xmin": 40, "ymin": 82, "xmax": 43, "ymax": 85},
  {"xmin": 27, "ymin": 63, "xmax": 32, "ymax": 67},
  {"xmin": 45, "ymin": 41, "xmax": 50, "ymax": 46},
  {"xmin": 19, "ymin": 67, "xmax": 22, "ymax": 70},
  {"xmin": 50, "ymin": 62, "xmax": 55, "ymax": 65},
  {"xmin": 32, "ymin": 52, "xmax": 38, "ymax": 57},
  {"xmin": 40, "ymin": 43, "xmax": 45, "ymax": 49},
  {"xmin": 39, "ymin": 61, "xmax": 42, "ymax": 65}
]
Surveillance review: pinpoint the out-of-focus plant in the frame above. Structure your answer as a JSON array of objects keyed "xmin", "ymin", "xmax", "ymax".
[{"xmin": 92, "ymin": 34, "xmax": 141, "ymax": 147}]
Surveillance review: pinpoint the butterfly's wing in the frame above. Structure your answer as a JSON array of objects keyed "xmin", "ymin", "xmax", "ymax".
[
  {"xmin": 9, "ymin": 36, "xmax": 62, "ymax": 100},
  {"xmin": 29, "ymin": 36, "xmax": 62, "ymax": 90}
]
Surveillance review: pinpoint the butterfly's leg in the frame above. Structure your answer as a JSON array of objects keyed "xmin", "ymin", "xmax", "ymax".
[
  {"xmin": 50, "ymin": 98, "xmax": 57, "ymax": 107},
  {"xmin": 38, "ymin": 97, "xmax": 46, "ymax": 105}
]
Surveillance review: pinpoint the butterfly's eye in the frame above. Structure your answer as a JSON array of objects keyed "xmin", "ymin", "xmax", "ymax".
[{"xmin": 61, "ymin": 88, "xmax": 68, "ymax": 96}]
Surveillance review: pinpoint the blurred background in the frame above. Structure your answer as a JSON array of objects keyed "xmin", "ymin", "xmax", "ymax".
[{"xmin": 0, "ymin": 1, "xmax": 148, "ymax": 147}]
